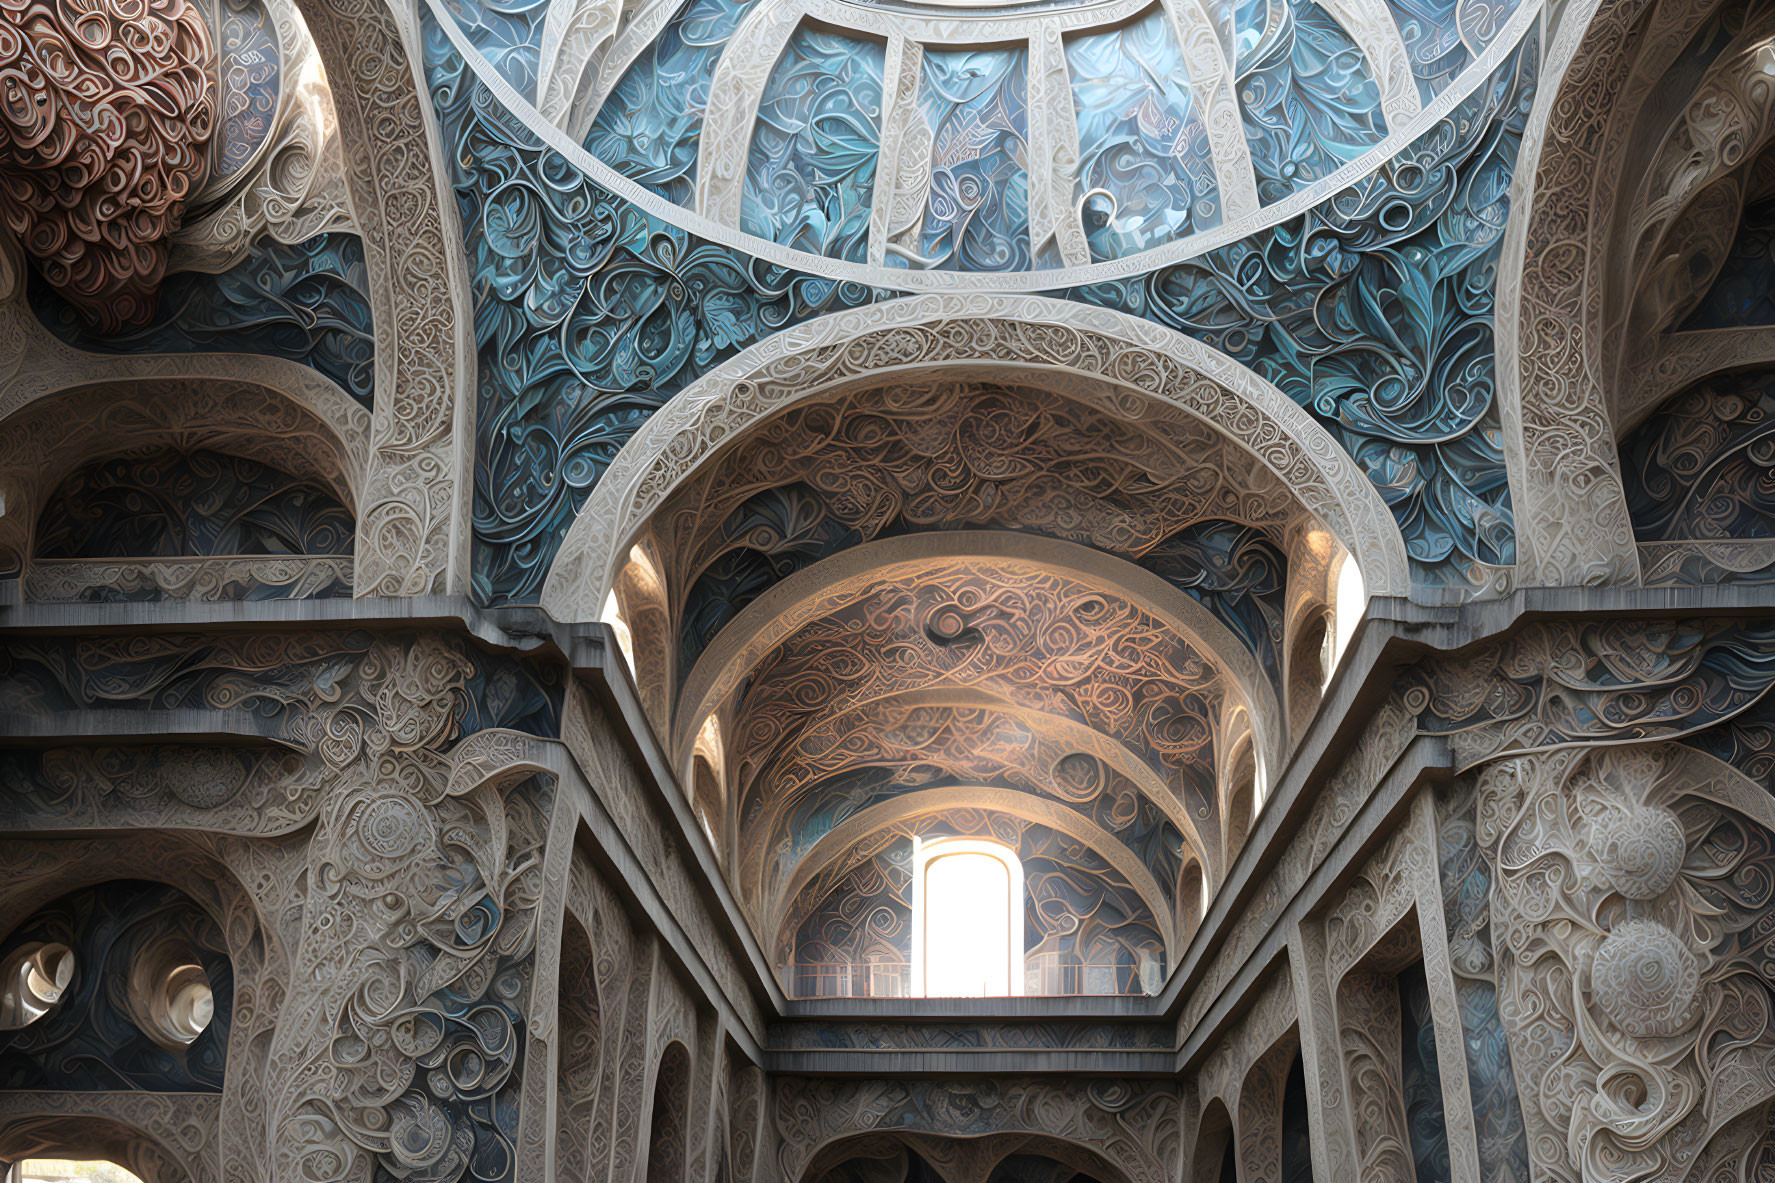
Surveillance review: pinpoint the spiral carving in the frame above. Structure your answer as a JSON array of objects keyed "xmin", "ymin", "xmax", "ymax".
[
  {"xmin": 0, "ymin": 0, "xmax": 216, "ymax": 330},
  {"xmin": 1591, "ymin": 919, "xmax": 1699, "ymax": 1039}
]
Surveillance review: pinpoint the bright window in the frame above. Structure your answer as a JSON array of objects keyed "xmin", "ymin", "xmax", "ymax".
[
  {"xmin": 912, "ymin": 839, "xmax": 1023, "ymax": 997},
  {"xmin": 1326, "ymin": 552, "xmax": 1368, "ymax": 686},
  {"xmin": 17, "ymin": 1162, "xmax": 145, "ymax": 1183}
]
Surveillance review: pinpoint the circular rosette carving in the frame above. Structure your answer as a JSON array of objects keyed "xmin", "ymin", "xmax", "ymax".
[
  {"xmin": 1588, "ymin": 803, "xmax": 1686, "ymax": 900},
  {"xmin": 319, "ymin": 792, "xmax": 435, "ymax": 895},
  {"xmin": 0, "ymin": 0, "xmax": 216, "ymax": 328},
  {"xmin": 1591, "ymin": 919, "xmax": 1700, "ymax": 1039}
]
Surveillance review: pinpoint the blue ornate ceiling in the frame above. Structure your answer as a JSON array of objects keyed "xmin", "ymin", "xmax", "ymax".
[
  {"xmin": 434, "ymin": 0, "xmax": 1532, "ymax": 275},
  {"xmin": 422, "ymin": 0, "xmax": 1539, "ymax": 603}
]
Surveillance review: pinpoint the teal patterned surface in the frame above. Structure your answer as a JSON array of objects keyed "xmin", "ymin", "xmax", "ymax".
[
  {"xmin": 1232, "ymin": 0, "xmax": 1387, "ymax": 205},
  {"xmin": 585, "ymin": 0, "xmax": 760, "ymax": 205},
  {"xmin": 742, "ymin": 27, "xmax": 887, "ymax": 262},
  {"xmin": 1066, "ymin": 9, "xmax": 1221, "ymax": 260}
]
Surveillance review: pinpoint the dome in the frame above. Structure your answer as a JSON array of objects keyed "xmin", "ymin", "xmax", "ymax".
[{"xmin": 430, "ymin": 0, "xmax": 1534, "ymax": 280}]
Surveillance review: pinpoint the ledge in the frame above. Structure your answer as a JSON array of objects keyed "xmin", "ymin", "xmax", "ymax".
[{"xmin": 4, "ymin": 586, "xmax": 1772, "ymax": 1068}]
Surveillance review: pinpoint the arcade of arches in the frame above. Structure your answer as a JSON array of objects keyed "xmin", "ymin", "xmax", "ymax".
[{"xmin": 1, "ymin": 0, "xmax": 1775, "ymax": 1177}]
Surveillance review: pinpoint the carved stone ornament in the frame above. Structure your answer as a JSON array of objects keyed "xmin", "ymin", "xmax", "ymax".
[{"xmin": 0, "ymin": 0, "xmax": 217, "ymax": 330}]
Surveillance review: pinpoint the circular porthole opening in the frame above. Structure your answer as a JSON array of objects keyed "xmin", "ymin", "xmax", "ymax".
[
  {"xmin": 128, "ymin": 940, "xmax": 216, "ymax": 1051},
  {"xmin": 0, "ymin": 942, "xmax": 75, "ymax": 1029}
]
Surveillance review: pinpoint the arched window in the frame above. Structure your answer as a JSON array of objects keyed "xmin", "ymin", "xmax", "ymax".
[
  {"xmin": 911, "ymin": 839, "xmax": 1023, "ymax": 997},
  {"xmin": 645, "ymin": 1041, "xmax": 692, "ymax": 1183},
  {"xmin": 1326, "ymin": 552, "xmax": 1367, "ymax": 685}
]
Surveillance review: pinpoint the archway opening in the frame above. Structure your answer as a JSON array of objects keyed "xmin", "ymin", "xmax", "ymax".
[
  {"xmin": 645, "ymin": 1042, "xmax": 692, "ymax": 1183},
  {"xmin": 912, "ymin": 839, "xmax": 1023, "ymax": 998},
  {"xmin": 10, "ymin": 1163, "xmax": 145, "ymax": 1183}
]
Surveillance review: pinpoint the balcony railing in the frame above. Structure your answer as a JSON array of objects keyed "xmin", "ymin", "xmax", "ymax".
[{"xmin": 788, "ymin": 957, "xmax": 1150, "ymax": 998}]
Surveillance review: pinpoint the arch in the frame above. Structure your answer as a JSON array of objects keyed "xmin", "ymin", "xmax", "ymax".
[
  {"xmin": 0, "ymin": 380, "xmax": 362, "ymax": 584},
  {"xmin": 1238, "ymin": 1028, "xmax": 1311, "ymax": 1183},
  {"xmin": 797, "ymin": 1131, "xmax": 1136, "ymax": 1183},
  {"xmin": 274, "ymin": 0, "xmax": 475, "ymax": 595},
  {"xmin": 1497, "ymin": 0, "xmax": 1775, "ymax": 586},
  {"xmin": 771, "ymin": 787, "xmax": 1182, "ymax": 964},
  {"xmin": 735, "ymin": 687, "xmax": 1215, "ymax": 912},
  {"xmin": 1222, "ymin": 736, "xmax": 1257, "ymax": 869},
  {"xmin": 0, "ymin": 1111, "xmax": 207, "ymax": 1183},
  {"xmin": 1188, "ymin": 1098, "xmax": 1236, "ymax": 1183},
  {"xmin": 28, "ymin": 447, "xmax": 356, "ymax": 603},
  {"xmin": 910, "ymin": 837, "xmax": 1024, "ymax": 998},
  {"xmin": 645, "ymin": 1040, "xmax": 693, "ymax": 1183},
  {"xmin": 555, "ymin": 913, "xmax": 601, "ymax": 1182},
  {"xmin": 0, "ymin": 880, "xmax": 232, "ymax": 1093},
  {"xmin": 0, "ymin": 833, "xmax": 285, "ymax": 1176},
  {"xmin": 541, "ymin": 296, "xmax": 1411, "ymax": 622},
  {"xmin": 675, "ymin": 533, "xmax": 1283, "ymax": 780}
]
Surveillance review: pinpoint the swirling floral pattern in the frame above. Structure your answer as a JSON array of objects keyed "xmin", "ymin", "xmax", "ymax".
[
  {"xmin": 423, "ymin": 19, "xmax": 890, "ymax": 602},
  {"xmin": 728, "ymin": 561, "xmax": 1223, "ymax": 813},
  {"xmin": 585, "ymin": 0, "xmax": 758, "ymax": 205},
  {"xmin": 1067, "ymin": 36, "xmax": 1534, "ymax": 589},
  {"xmin": 440, "ymin": 0, "xmax": 550, "ymax": 98},
  {"xmin": 431, "ymin": 4, "xmax": 1534, "ymax": 600},
  {"xmin": 1620, "ymin": 367, "xmax": 1775, "ymax": 583},
  {"xmin": 742, "ymin": 27, "xmax": 886, "ymax": 263},
  {"xmin": 907, "ymin": 48, "xmax": 1032, "ymax": 272},
  {"xmin": 1066, "ymin": 9, "xmax": 1221, "ymax": 260},
  {"xmin": 1231, "ymin": 0, "xmax": 1386, "ymax": 205},
  {"xmin": 1432, "ymin": 778, "xmax": 1530, "ymax": 1183},
  {"xmin": 32, "ymin": 231, "xmax": 377, "ymax": 409},
  {"xmin": 788, "ymin": 815, "xmax": 1166, "ymax": 997},
  {"xmin": 656, "ymin": 381, "xmax": 1296, "ymax": 682},
  {"xmin": 1385, "ymin": 0, "xmax": 1469, "ymax": 100},
  {"xmin": 213, "ymin": 0, "xmax": 281, "ymax": 182},
  {"xmin": 30, "ymin": 448, "xmax": 354, "ymax": 601},
  {"xmin": 1679, "ymin": 193, "xmax": 1775, "ymax": 330},
  {"xmin": 745, "ymin": 701, "xmax": 1188, "ymax": 916},
  {"xmin": 0, "ymin": 0, "xmax": 215, "ymax": 330}
]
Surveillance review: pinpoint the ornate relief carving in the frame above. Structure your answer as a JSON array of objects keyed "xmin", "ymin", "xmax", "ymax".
[
  {"xmin": 0, "ymin": 0, "xmax": 216, "ymax": 330},
  {"xmin": 0, "ymin": 1100, "xmax": 222, "ymax": 1183},
  {"xmin": 23, "ymin": 446, "xmax": 354, "ymax": 603},
  {"xmin": 774, "ymin": 1076, "xmax": 1180, "ymax": 1183},
  {"xmin": 1465, "ymin": 744, "xmax": 1775, "ymax": 1182},
  {"xmin": 1399, "ymin": 616, "xmax": 1775, "ymax": 769},
  {"xmin": 0, "ymin": 746, "xmax": 315, "ymax": 835},
  {"xmin": 726, "ymin": 558, "xmax": 1225, "ymax": 827},
  {"xmin": 0, "ymin": 379, "xmax": 362, "ymax": 580},
  {"xmin": 306, "ymin": 0, "xmax": 471, "ymax": 596},
  {"xmin": 652, "ymin": 378, "xmax": 1300, "ymax": 683},
  {"xmin": 1496, "ymin": 0, "xmax": 1718, "ymax": 586},
  {"xmin": 744, "ymin": 698, "xmax": 1201, "ymax": 926},
  {"xmin": 544, "ymin": 297, "xmax": 1409, "ymax": 624}
]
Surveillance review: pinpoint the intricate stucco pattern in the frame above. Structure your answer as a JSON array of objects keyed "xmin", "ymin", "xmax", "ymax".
[
  {"xmin": 31, "ymin": 232, "xmax": 376, "ymax": 408},
  {"xmin": 1468, "ymin": 744, "xmax": 1775, "ymax": 1182},
  {"xmin": 653, "ymin": 378, "xmax": 1300, "ymax": 683},
  {"xmin": 302, "ymin": 0, "xmax": 472, "ymax": 598},
  {"xmin": 0, "ymin": 0, "xmax": 215, "ymax": 330},
  {"xmin": 728, "ymin": 559, "xmax": 1225, "ymax": 819},
  {"xmin": 1400, "ymin": 616, "xmax": 1775, "ymax": 769},
  {"xmin": 0, "ymin": 630, "xmax": 563, "ymax": 1181},
  {"xmin": 775, "ymin": 1077, "xmax": 1180, "ymax": 1183},
  {"xmin": 423, "ymin": 19, "xmax": 891, "ymax": 601},
  {"xmin": 1069, "ymin": 35, "xmax": 1535, "ymax": 591},
  {"xmin": 543, "ymin": 298, "xmax": 1411, "ymax": 624}
]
